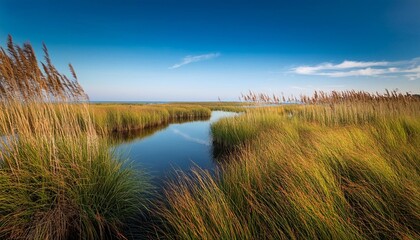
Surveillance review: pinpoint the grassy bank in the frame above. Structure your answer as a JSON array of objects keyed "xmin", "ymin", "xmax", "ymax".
[
  {"xmin": 160, "ymin": 92, "xmax": 420, "ymax": 239},
  {"xmin": 0, "ymin": 37, "xmax": 150, "ymax": 239},
  {"xmin": 90, "ymin": 104, "xmax": 212, "ymax": 133}
]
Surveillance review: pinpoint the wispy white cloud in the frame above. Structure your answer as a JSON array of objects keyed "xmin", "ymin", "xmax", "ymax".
[
  {"xmin": 169, "ymin": 53, "xmax": 220, "ymax": 69},
  {"xmin": 292, "ymin": 58, "xmax": 420, "ymax": 80},
  {"xmin": 294, "ymin": 60, "xmax": 389, "ymax": 75}
]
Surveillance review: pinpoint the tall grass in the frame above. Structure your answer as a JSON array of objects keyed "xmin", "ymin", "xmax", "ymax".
[
  {"xmin": 0, "ymin": 36, "xmax": 150, "ymax": 239},
  {"xmin": 160, "ymin": 91, "xmax": 420, "ymax": 239}
]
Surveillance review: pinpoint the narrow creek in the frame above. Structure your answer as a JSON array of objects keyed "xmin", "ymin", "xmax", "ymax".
[{"xmin": 113, "ymin": 111, "xmax": 238, "ymax": 188}]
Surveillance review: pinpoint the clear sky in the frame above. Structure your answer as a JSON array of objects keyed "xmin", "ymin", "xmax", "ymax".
[{"xmin": 1, "ymin": 0, "xmax": 419, "ymax": 101}]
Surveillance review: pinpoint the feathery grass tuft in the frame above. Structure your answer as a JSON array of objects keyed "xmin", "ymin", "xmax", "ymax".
[{"xmin": 0, "ymin": 36, "xmax": 150, "ymax": 239}]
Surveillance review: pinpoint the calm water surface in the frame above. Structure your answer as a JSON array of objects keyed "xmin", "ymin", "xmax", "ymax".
[{"xmin": 114, "ymin": 111, "xmax": 237, "ymax": 186}]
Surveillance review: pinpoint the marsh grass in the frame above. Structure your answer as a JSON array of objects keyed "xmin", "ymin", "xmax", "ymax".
[
  {"xmin": 90, "ymin": 104, "xmax": 212, "ymax": 134},
  {"xmin": 0, "ymin": 36, "xmax": 150, "ymax": 239},
  {"xmin": 160, "ymin": 91, "xmax": 420, "ymax": 239},
  {"xmin": 88, "ymin": 101, "xmax": 248, "ymax": 135}
]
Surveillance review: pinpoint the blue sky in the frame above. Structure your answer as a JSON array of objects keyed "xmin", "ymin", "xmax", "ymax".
[{"xmin": 1, "ymin": 0, "xmax": 419, "ymax": 101}]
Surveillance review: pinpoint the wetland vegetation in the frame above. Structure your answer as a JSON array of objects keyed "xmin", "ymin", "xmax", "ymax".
[
  {"xmin": 1, "ymin": 37, "xmax": 419, "ymax": 239},
  {"xmin": 162, "ymin": 91, "xmax": 420, "ymax": 239}
]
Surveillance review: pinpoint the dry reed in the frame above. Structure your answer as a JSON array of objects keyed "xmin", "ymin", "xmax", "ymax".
[{"xmin": 0, "ymin": 36, "xmax": 149, "ymax": 240}]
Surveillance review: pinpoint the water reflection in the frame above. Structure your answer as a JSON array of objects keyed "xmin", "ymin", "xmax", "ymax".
[
  {"xmin": 110, "ymin": 116, "xmax": 210, "ymax": 144},
  {"xmin": 113, "ymin": 111, "xmax": 238, "ymax": 187}
]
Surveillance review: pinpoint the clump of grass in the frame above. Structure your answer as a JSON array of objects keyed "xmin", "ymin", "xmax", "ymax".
[
  {"xmin": 159, "ymin": 169, "xmax": 250, "ymax": 240},
  {"xmin": 0, "ymin": 36, "xmax": 150, "ymax": 239},
  {"xmin": 160, "ymin": 90, "xmax": 420, "ymax": 239}
]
